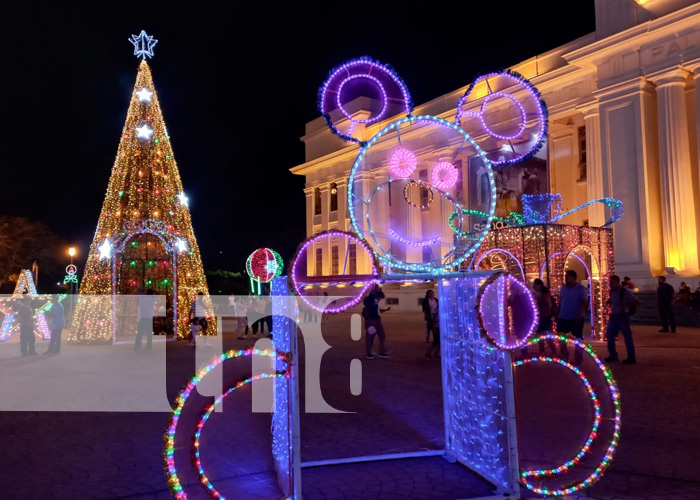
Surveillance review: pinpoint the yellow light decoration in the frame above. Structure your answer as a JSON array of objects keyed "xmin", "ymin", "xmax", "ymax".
[{"xmin": 69, "ymin": 60, "xmax": 214, "ymax": 343}]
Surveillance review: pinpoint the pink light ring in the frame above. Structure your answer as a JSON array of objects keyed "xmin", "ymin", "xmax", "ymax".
[
  {"xmin": 477, "ymin": 92, "xmax": 527, "ymax": 141},
  {"xmin": 515, "ymin": 356, "xmax": 602, "ymax": 478},
  {"xmin": 164, "ymin": 348, "xmax": 291, "ymax": 500},
  {"xmin": 289, "ymin": 230, "xmax": 379, "ymax": 314},
  {"xmin": 336, "ymin": 74, "xmax": 389, "ymax": 125},
  {"xmin": 318, "ymin": 57, "xmax": 414, "ymax": 144},
  {"xmin": 476, "ymin": 272, "xmax": 539, "ymax": 351},
  {"xmin": 389, "ymin": 148, "xmax": 418, "ymax": 178},
  {"xmin": 517, "ymin": 334, "xmax": 621, "ymax": 496},
  {"xmin": 430, "ymin": 161, "xmax": 458, "ymax": 190}
]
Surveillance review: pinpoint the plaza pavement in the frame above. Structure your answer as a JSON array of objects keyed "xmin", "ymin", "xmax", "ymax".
[{"xmin": 0, "ymin": 313, "xmax": 698, "ymax": 500}]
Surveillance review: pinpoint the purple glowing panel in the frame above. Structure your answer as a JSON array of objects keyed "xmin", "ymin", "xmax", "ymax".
[
  {"xmin": 318, "ymin": 57, "xmax": 413, "ymax": 144},
  {"xmin": 289, "ymin": 230, "xmax": 378, "ymax": 314},
  {"xmin": 456, "ymin": 70, "xmax": 547, "ymax": 166},
  {"xmin": 477, "ymin": 272, "xmax": 538, "ymax": 351}
]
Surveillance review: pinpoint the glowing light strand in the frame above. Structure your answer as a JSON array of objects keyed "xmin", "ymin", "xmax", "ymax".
[{"xmin": 517, "ymin": 334, "xmax": 621, "ymax": 496}]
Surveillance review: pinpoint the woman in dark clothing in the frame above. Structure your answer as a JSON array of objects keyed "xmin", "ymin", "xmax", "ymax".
[{"xmin": 422, "ymin": 290, "xmax": 440, "ymax": 358}]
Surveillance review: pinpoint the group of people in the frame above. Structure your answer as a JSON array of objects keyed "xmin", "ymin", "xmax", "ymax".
[
  {"xmin": 524, "ymin": 270, "xmax": 640, "ymax": 364},
  {"xmin": 227, "ymin": 293, "xmax": 273, "ymax": 340},
  {"xmin": 12, "ymin": 294, "xmax": 65, "ymax": 357}
]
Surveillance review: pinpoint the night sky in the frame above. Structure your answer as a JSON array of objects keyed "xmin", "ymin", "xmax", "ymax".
[{"xmin": 0, "ymin": 2, "xmax": 595, "ymax": 278}]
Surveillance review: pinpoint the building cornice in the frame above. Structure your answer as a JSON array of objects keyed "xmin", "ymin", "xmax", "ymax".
[
  {"xmin": 593, "ymin": 76, "xmax": 655, "ymax": 102},
  {"xmin": 563, "ymin": 3, "xmax": 700, "ymax": 68}
]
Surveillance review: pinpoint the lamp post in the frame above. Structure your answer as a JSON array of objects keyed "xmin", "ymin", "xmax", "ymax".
[{"xmin": 67, "ymin": 247, "xmax": 77, "ymax": 322}]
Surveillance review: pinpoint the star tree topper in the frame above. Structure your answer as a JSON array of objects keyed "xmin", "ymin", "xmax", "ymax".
[{"xmin": 129, "ymin": 30, "xmax": 158, "ymax": 59}]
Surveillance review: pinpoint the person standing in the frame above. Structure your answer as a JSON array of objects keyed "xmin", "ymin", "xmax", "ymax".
[
  {"xmin": 556, "ymin": 270, "xmax": 588, "ymax": 364},
  {"xmin": 531, "ymin": 278, "xmax": 557, "ymax": 355},
  {"xmin": 622, "ymin": 276, "xmax": 637, "ymax": 290},
  {"xmin": 656, "ymin": 276, "xmax": 676, "ymax": 333},
  {"xmin": 363, "ymin": 283, "xmax": 391, "ymax": 359},
  {"xmin": 235, "ymin": 295, "xmax": 249, "ymax": 340},
  {"xmin": 422, "ymin": 289, "xmax": 438, "ymax": 344},
  {"xmin": 604, "ymin": 275, "xmax": 640, "ymax": 364},
  {"xmin": 16, "ymin": 295, "xmax": 37, "ymax": 357},
  {"xmin": 135, "ymin": 289, "xmax": 156, "ymax": 351},
  {"xmin": 44, "ymin": 295, "xmax": 65, "ymax": 354}
]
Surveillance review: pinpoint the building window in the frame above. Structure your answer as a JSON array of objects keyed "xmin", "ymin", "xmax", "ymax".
[
  {"xmin": 454, "ymin": 160, "xmax": 463, "ymax": 201},
  {"xmin": 422, "ymin": 246, "xmax": 432, "ymax": 263},
  {"xmin": 578, "ymin": 126, "xmax": 587, "ymax": 181},
  {"xmin": 349, "ymin": 243, "xmax": 357, "ymax": 275},
  {"xmin": 314, "ymin": 187, "xmax": 322, "ymax": 216},
  {"xmin": 316, "ymin": 247, "xmax": 323, "ymax": 275},
  {"xmin": 419, "ymin": 169, "xmax": 430, "ymax": 208},
  {"xmin": 386, "ymin": 297, "xmax": 399, "ymax": 305},
  {"xmin": 330, "ymin": 183, "xmax": 338, "ymax": 212},
  {"xmin": 331, "ymin": 245, "xmax": 339, "ymax": 275}
]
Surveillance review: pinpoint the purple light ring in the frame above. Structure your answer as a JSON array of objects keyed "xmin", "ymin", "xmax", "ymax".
[
  {"xmin": 336, "ymin": 74, "xmax": 388, "ymax": 125},
  {"xmin": 289, "ymin": 230, "xmax": 379, "ymax": 315},
  {"xmin": 477, "ymin": 92, "xmax": 527, "ymax": 141},
  {"xmin": 475, "ymin": 271, "xmax": 539, "ymax": 351}
]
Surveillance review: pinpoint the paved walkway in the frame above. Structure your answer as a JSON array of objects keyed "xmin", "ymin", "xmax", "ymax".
[{"xmin": 0, "ymin": 313, "xmax": 698, "ymax": 499}]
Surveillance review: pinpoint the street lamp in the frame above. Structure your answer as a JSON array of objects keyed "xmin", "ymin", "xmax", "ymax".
[{"xmin": 67, "ymin": 247, "xmax": 78, "ymax": 322}]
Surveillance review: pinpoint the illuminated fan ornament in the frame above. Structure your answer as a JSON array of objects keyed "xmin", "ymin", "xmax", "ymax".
[{"xmin": 246, "ymin": 248, "xmax": 283, "ymax": 284}]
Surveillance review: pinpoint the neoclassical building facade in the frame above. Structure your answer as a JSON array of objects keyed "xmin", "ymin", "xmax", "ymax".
[{"xmin": 291, "ymin": 0, "xmax": 700, "ymax": 293}]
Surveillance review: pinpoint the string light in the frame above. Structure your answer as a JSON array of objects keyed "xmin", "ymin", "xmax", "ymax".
[
  {"xmin": 129, "ymin": 30, "xmax": 158, "ymax": 59},
  {"xmin": 136, "ymin": 87, "xmax": 153, "ymax": 102},
  {"xmin": 318, "ymin": 56, "xmax": 413, "ymax": 144},
  {"xmin": 515, "ymin": 334, "xmax": 621, "ymax": 496},
  {"xmin": 388, "ymin": 228, "xmax": 440, "ymax": 247},
  {"xmin": 246, "ymin": 248, "xmax": 283, "ymax": 284},
  {"xmin": 430, "ymin": 161, "xmax": 458, "ymax": 190},
  {"xmin": 164, "ymin": 347, "xmax": 291, "ymax": 499},
  {"xmin": 70, "ymin": 54, "xmax": 212, "ymax": 343},
  {"xmin": 389, "ymin": 148, "xmax": 417, "ymax": 178}
]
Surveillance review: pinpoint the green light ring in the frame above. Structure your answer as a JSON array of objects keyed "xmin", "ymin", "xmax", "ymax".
[
  {"xmin": 347, "ymin": 115, "xmax": 496, "ymax": 273},
  {"xmin": 448, "ymin": 209, "xmax": 525, "ymax": 235}
]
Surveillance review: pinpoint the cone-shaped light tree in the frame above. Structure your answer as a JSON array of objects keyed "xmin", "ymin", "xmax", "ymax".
[{"xmin": 70, "ymin": 31, "xmax": 212, "ymax": 343}]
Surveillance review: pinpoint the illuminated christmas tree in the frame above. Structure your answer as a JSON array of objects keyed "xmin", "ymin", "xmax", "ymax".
[{"xmin": 70, "ymin": 31, "xmax": 212, "ymax": 343}]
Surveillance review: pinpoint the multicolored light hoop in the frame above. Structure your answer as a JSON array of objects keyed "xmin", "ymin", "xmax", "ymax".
[
  {"xmin": 515, "ymin": 334, "xmax": 622, "ymax": 496},
  {"xmin": 389, "ymin": 148, "xmax": 418, "ymax": 178},
  {"xmin": 430, "ymin": 161, "xmax": 458, "ymax": 190},
  {"xmin": 289, "ymin": 230, "xmax": 379, "ymax": 314},
  {"xmin": 164, "ymin": 347, "xmax": 291, "ymax": 500},
  {"xmin": 476, "ymin": 272, "xmax": 538, "ymax": 350},
  {"xmin": 246, "ymin": 248, "xmax": 283, "ymax": 284},
  {"xmin": 318, "ymin": 57, "xmax": 413, "ymax": 144},
  {"xmin": 456, "ymin": 70, "xmax": 547, "ymax": 166},
  {"xmin": 193, "ymin": 373, "xmax": 288, "ymax": 499}
]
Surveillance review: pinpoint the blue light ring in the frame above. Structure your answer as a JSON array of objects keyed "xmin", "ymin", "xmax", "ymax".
[{"xmin": 347, "ymin": 115, "xmax": 496, "ymax": 272}]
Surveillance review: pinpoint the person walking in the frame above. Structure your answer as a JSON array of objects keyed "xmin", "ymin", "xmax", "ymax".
[
  {"xmin": 656, "ymin": 276, "xmax": 676, "ymax": 333},
  {"xmin": 363, "ymin": 283, "xmax": 391, "ymax": 359},
  {"xmin": 135, "ymin": 289, "xmax": 156, "ymax": 351},
  {"xmin": 16, "ymin": 295, "xmax": 37, "ymax": 357},
  {"xmin": 604, "ymin": 275, "xmax": 640, "ymax": 364},
  {"xmin": 556, "ymin": 270, "xmax": 588, "ymax": 365},
  {"xmin": 421, "ymin": 289, "xmax": 438, "ymax": 344},
  {"xmin": 423, "ymin": 290, "xmax": 440, "ymax": 359},
  {"xmin": 44, "ymin": 295, "xmax": 65, "ymax": 354}
]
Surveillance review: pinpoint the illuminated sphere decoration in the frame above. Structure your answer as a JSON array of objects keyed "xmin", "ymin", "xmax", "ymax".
[{"xmin": 246, "ymin": 248, "xmax": 283, "ymax": 284}]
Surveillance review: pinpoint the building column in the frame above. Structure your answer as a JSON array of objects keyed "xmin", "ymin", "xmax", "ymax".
[
  {"xmin": 578, "ymin": 102, "xmax": 606, "ymax": 226},
  {"xmin": 303, "ymin": 187, "xmax": 314, "ymax": 238},
  {"xmin": 593, "ymin": 76, "xmax": 664, "ymax": 289},
  {"xmin": 649, "ymin": 67, "xmax": 699, "ymax": 275},
  {"xmin": 684, "ymin": 60, "xmax": 700, "ymax": 272}
]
